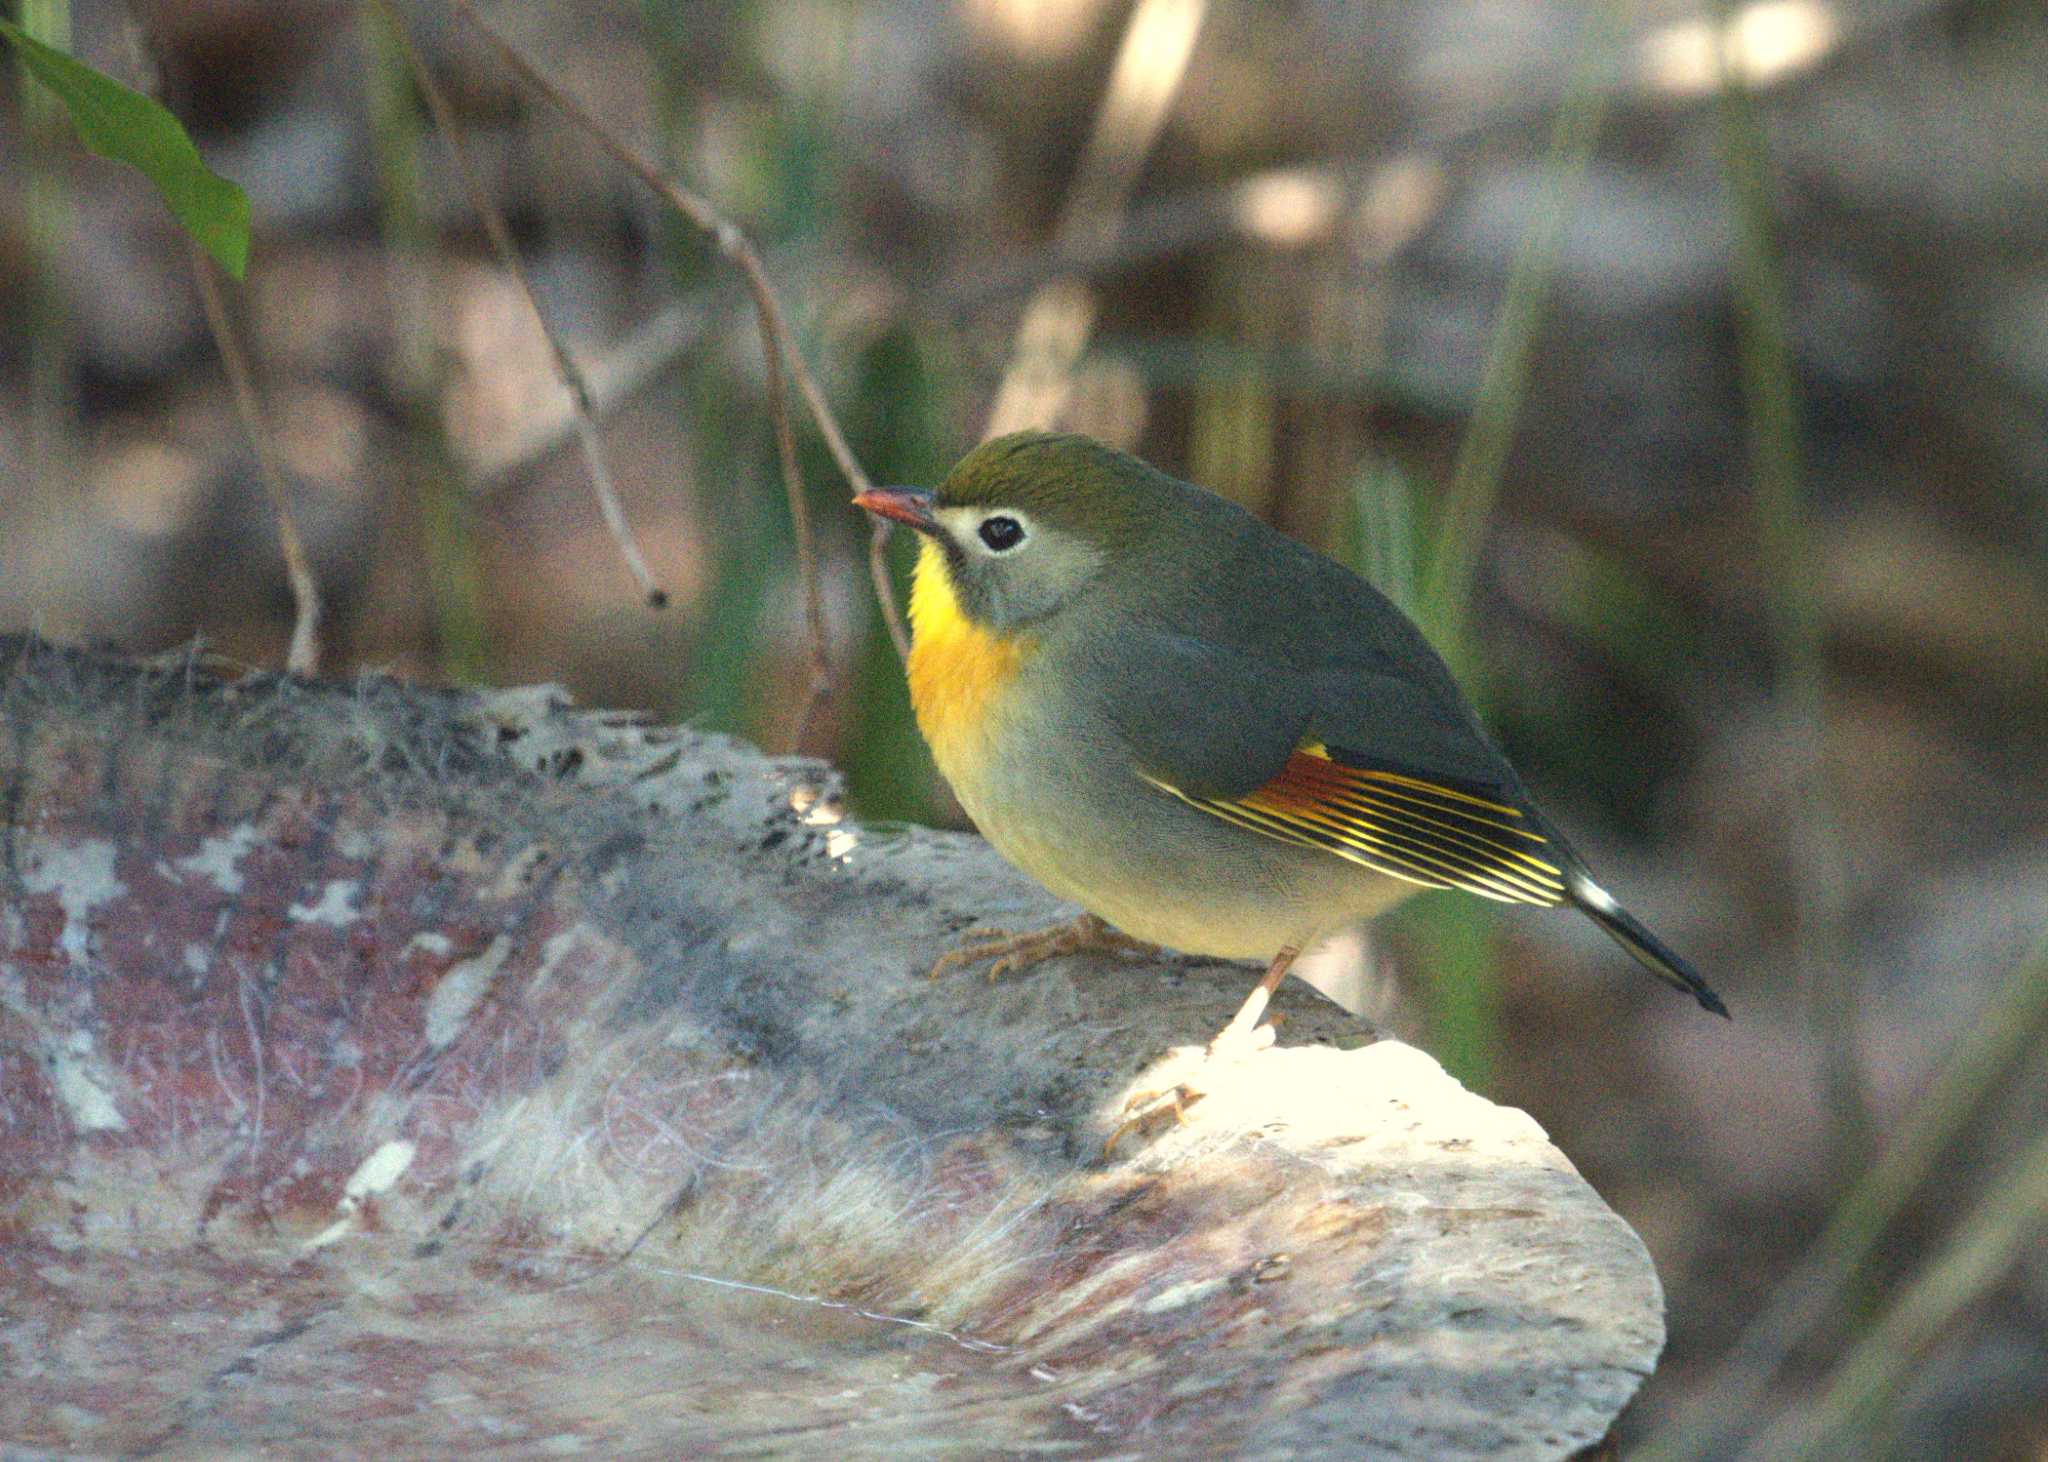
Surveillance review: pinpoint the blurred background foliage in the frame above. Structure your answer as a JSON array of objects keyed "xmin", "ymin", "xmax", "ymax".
[{"xmin": 4, "ymin": 0, "xmax": 2047, "ymax": 1454}]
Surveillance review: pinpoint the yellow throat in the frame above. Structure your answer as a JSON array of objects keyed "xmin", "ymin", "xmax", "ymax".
[{"xmin": 906, "ymin": 537, "xmax": 1033, "ymax": 776}]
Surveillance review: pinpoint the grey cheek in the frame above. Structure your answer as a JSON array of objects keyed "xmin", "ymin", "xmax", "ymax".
[{"xmin": 982, "ymin": 572, "xmax": 1041, "ymax": 631}]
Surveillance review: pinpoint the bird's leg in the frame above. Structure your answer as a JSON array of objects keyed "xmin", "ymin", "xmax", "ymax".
[
  {"xmin": 1105, "ymin": 945, "xmax": 1301, "ymax": 1155},
  {"xmin": 1205, "ymin": 944, "xmax": 1300, "ymax": 1059},
  {"xmin": 929, "ymin": 912, "xmax": 1159, "ymax": 983}
]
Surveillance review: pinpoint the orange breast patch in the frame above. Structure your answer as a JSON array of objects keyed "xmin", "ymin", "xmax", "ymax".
[{"xmin": 905, "ymin": 538, "xmax": 1034, "ymax": 777}]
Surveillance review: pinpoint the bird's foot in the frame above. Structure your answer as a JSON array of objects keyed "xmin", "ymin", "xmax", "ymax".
[
  {"xmin": 1102, "ymin": 973, "xmax": 1287, "ymax": 1157},
  {"xmin": 928, "ymin": 912, "xmax": 1158, "ymax": 983}
]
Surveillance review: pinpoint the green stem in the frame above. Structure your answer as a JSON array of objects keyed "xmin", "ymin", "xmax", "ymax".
[
  {"xmin": 1418, "ymin": 0, "xmax": 1629, "ymax": 679},
  {"xmin": 1637, "ymin": 929, "xmax": 2048, "ymax": 1461},
  {"xmin": 1747, "ymin": 1116, "xmax": 2048, "ymax": 1458},
  {"xmin": 359, "ymin": 5, "xmax": 489, "ymax": 681},
  {"xmin": 1713, "ymin": 2, "xmax": 1869, "ymax": 1183},
  {"xmin": 18, "ymin": 0, "xmax": 73, "ymax": 499},
  {"xmin": 1405, "ymin": 0, "xmax": 1628, "ymax": 1086},
  {"xmin": 1403, "ymin": 892, "xmax": 1500, "ymax": 1091}
]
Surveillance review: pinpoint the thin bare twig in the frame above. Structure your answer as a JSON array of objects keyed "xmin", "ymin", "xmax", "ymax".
[
  {"xmin": 864, "ymin": 517, "xmax": 901, "ymax": 661},
  {"xmin": 187, "ymin": 247, "xmax": 325, "ymax": 673},
  {"xmin": 441, "ymin": 0, "xmax": 908, "ymax": 660},
  {"xmin": 370, "ymin": 0, "xmax": 666, "ymax": 608},
  {"xmin": 120, "ymin": 8, "xmax": 323, "ymax": 673},
  {"xmin": 482, "ymin": 163, "xmax": 1342, "ymax": 486},
  {"xmin": 472, "ymin": 299, "xmax": 708, "ymax": 483},
  {"xmin": 757, "ymin": 311, "xmax": 831, "ymax": 754}
]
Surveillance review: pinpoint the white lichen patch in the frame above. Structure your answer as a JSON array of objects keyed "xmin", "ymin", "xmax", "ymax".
[
  {"xmin": 19, "ymin": 836, "xmax": 122, "ymax": 967},
  {"xmin": 306, "ymin": 1138, "xmax": 417, "ymax": 1250},
  {"xmin": 45, "ymin": 1029, "xmax": 126, "ymax": 1132},
  {"xmin": 172, "ymin": 824, "xmax": 263, "ymax": 894},
  {"xmin": 424, "ymin": 935, "xmax": 513, "ymax": 1048},
  {"xmin": 1141, "ymin": 1276, "xmax": 1229, "ymax": 1314},
  {"xmin": 288, "ymin": 879, "xmax": 361, "ymax": 927},
  {"xmin": 407, "ymin": 932, "xmax": 455, "ymax": 958},
  {"xmin": 335, "ymin": 827, "xmax": 381, "ymax": 861},
  {"xmin": 343, "ymin": 1138, "xmax": 418, "ymax": 1202},
  {"xmin": 527, "ymin": 926, "xmax": 590, "ymax": 1001},
  {"xmin": 486, "ymin": 844, "xmax": 553, "ymax": 901}
]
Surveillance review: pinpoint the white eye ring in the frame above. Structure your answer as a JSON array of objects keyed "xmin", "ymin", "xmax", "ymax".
[
  {"xmin": 935, "ymin": 504, "xmax": 1036, "ymax": 557},
  {"xmin": 977, "ymin": 515, "xmax": 1026, "ymax": 552}
]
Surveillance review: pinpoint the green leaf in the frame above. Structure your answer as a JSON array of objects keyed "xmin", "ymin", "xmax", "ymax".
[{"xmin": 0, "ymin": 20, "xmax": 249, "ymax": 278}]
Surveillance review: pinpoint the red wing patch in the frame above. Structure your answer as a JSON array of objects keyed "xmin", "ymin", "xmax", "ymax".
[{"xmin": 1143, "ymin": 741, "xmax": 1567, "ymax": 906}]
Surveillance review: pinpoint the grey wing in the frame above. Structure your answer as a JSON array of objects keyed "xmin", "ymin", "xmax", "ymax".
[
  {"xmin": 1075, "ymin": 520, "xmax": 1574, "ymax": 904},
  {"xmin": 1156, "ymin": 518, "xmax": 1530, "ymax": 802},
  {"xmin": 1078, "ymin": 619, "xmax": 1522, "ymax": 808},
  {"xmin": 1077, "ymin": 627, "xmax": 1314, "ymax": 800},
  {"xmin": 1081, "ymin": 626, "xmax": 1570, "ymax": 905},
  {"xmin": 1304, "ymin": 665, "xmax": 1526, "ymax": 801}
]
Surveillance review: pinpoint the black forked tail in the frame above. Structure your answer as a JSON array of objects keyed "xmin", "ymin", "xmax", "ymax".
[{"xmin": 1567, "ymin": 871, "xmax": 1729, "ymax": 1018}]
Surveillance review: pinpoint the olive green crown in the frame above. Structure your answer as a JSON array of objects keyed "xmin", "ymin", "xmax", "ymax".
[{"xmin": 935, "ymin": 431, "xmax": 1167, "ymax": 548}]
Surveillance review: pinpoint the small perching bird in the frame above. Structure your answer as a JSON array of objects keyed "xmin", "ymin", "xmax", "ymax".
[{"xmin": 857, "ymin": 432, "xmax": 1725, "ymax": 1059}]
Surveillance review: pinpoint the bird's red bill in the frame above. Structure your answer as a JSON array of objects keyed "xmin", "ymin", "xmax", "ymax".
[{"xmin": 854, "ymin": 487, "xmax": 940, "ymax": 532}]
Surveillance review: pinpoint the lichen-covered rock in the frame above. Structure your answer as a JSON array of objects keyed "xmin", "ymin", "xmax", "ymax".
[{"xmin": 0, "ymin": 636, "xmax": 1661, "ymax": 1457}]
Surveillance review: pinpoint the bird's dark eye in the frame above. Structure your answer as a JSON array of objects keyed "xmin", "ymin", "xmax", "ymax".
[{"xmin": 978, "ymin": 515, "xmax": 1025, "ymax": 552}]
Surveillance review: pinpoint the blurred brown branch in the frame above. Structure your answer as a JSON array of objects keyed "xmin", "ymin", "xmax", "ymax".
[
  {"xmin": 470, "ymin": 300, "xmax": 708, "ymax": 484},
  {"xmin": 981, "ymin": 0, "xmax": 1206, "ymax": 439}
]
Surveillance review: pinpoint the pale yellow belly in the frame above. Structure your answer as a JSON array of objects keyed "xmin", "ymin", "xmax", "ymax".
[{"xmin": 924, "ymin": 670, "xmax": 1414, "ymax": 960}]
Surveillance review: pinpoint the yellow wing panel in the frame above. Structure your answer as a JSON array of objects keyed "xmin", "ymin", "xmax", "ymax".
[{"xmin": 1145, "ymin": 741, "xmax": 1568, "ymax": 907}]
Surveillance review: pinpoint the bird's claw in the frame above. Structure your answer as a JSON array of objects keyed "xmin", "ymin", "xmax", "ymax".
[
  {"xmin": 1102, "ymin": 1082, "xmax": 1202, "ymax": 1157},
  {"xmin": 1101, "ymin": 1011, "xmax": 1282, "ymax": 1156}
]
